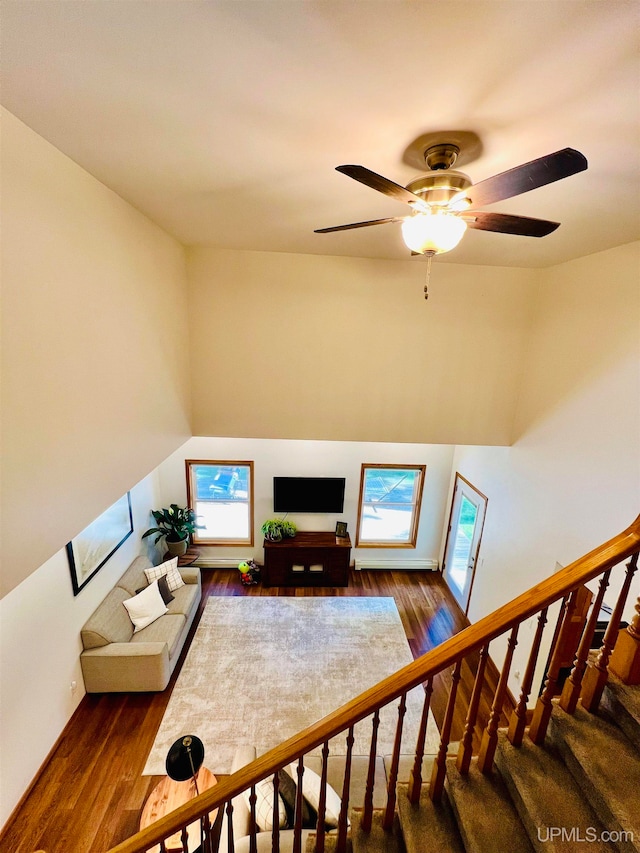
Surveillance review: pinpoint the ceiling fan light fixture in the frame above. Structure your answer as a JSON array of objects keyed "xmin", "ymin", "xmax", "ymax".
[{"xmin": 401, "ymin": 211, "xmax": 467, "ymax": 255}]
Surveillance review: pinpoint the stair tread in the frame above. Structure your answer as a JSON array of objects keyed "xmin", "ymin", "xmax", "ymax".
[
  {"xmin": 349, "ymin": 809, "xmax": 404, "ymax": 853},
  {"xmin": 495, "ymin": 732, "xmax": 617, "ymax": 853},
  {"xmin": 396, "ymin": 782, "xmax": 465, "ymax": 853},
  {"xmin": 601, "ymin": 674, "xmax": 640, "ymax": 750},
  {"xmin": 445, "ymin": 758, "xmax": 534, "ymax": 853},
  {"xmin": 548, "ymin": 704, "xmax": 640, "ymax": 847}
]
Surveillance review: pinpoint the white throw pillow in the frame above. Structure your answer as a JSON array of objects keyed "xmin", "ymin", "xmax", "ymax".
[
  {"xmin": 241, "ymin": 776, "xmax": 288, "ymax": 832},
  {"xmin": 287, "ymin": 764, "xmax": 343, "ymax": 828},
  {"xmin": 123, "ymin": 580, "xmax": 167, "ymax": 632},
  {"xmin": 144, "ymin": 556, "xmax": 185, "ymax": 592}
]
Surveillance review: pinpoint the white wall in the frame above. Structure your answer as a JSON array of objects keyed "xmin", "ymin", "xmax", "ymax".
[
  {"xmin": 156, "ymin": 436, "xmax": 456, "ymax": 566},
  {"xmin": 0, "ymin": 473, "xmax": 163, "ymax": 826},
  {"xmin": 1, "ymin": 108, "xmax": 192, "ymax": 596},
  {"xmin": 445, "ymin": 242, "xmax": 640, "ymax": 700},
  {"xmin": 187, "ymin": 247, "xmax": 536, "ymax": 447}
]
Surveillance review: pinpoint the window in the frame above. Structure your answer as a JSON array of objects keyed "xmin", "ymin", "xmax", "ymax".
[
  {"xmin": 186, "ymin": 460, "xmax": 254, "ymax": 546},
  {"xmin": 355, "ymin": 464, "xmax": 426, "ymax": 547}
]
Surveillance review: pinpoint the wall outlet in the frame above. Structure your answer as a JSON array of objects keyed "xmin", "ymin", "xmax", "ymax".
[{"xmin": 70, "ymin": 680, "xmax": 77, "ymax": 694}]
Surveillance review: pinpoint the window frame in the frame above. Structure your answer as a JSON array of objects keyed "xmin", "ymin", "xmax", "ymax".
[
  {"xmin": 185, "ymin": 459, "xmax": 255, "ymax": 546},
  {"xmin": 355, "ymin": 463, "xmax": 426, "ymax": 548}
]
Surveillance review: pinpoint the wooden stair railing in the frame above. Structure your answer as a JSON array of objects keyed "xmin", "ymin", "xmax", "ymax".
[{"xmin": 107, "ymin": 514, "xmax": 640, "ymax": 853}]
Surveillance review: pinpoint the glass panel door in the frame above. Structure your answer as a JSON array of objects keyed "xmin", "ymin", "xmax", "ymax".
[{"xmin": 442, "ymin": 474, "xmax": 487, "ymax": 613}]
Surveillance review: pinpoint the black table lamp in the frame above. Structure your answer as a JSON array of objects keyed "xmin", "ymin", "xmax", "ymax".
[{"xmin": 166, "ymin": 735, "xmax": 205, "ymax": 794}]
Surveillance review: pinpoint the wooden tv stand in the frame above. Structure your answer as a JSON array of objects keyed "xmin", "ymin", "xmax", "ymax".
[{"xmin": 263, "ymin": 531, "xmax": 351, "ymax": 587}]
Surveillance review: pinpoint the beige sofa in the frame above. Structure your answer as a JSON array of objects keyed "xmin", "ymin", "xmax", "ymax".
[{"xmin": 80, "ymin": 555, "xmax": 201, "ymax": 693}]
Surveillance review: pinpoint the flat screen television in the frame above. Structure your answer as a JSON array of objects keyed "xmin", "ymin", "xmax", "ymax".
[{"xmin": 273, "ymin": 477, "xmax": 345, "ymax": 513}]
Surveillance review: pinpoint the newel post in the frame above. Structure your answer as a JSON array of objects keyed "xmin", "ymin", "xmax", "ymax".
[{"xmin": 609, "ymin": 594, "xmax": 640, "ymax": 685}]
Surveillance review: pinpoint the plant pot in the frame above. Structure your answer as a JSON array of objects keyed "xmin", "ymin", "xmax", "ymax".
[{"xmin": 166, "ymin": 538, "xmax": 188, "ymax": 557}]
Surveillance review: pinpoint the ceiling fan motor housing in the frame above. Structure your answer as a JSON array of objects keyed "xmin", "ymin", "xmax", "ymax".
[{"xmin": 405, "ymin": 170, "xmax": 472, "ymax": 207}]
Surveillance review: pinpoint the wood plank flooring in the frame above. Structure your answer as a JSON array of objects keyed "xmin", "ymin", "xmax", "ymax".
[{"xmin": 0, "ymin": 569, "xmax": 477, "ymax": 853}]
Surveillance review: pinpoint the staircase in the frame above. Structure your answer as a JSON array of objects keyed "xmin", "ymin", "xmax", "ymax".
[
  {"xmin": 391, "ymin": 676, "xmax": 638, "ymax": 852},
  {"xmin": 333, "ymin": 674, "xmax": 638, "ymax": 853},
  {"xmin": 107, "ymin": 518, "xmax": 640, "ymax": 853}
]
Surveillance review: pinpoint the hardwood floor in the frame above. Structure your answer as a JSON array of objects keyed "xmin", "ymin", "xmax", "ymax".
[{"xmin": 0, "ymin": 569, "xmax": 472, "ymax": 853}]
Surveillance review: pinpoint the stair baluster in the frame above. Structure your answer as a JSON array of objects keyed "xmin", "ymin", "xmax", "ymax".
[
  {"xmin": 408, "ymin": 678, "xmax": 434, "ymax": 803},
  {"xmin": 478, "ymin": 625, "xmax": 519, "ymax": 772},
  {"xmin": 271, "ymin": 771, "xmax": 280, "ymax": 853},
  {"xmin": 457, "ymin": 643, "xmax": 490, "ymax": 773},
  {"xmin": 429, "ymin": 660, "xmax": 462, "ymax": 802},
  {"xmin": 581, "ymin": 553, "xmax": 639, "ymax": 711},
  {"xmin": 337, "ymin": 727, "xmax": 354, "ymax": 853},
  {"xmin": 293, "ymin": 760, "xmax": 305, "ymax": 853},
  {"xmin": 315, "ymin": 741, "xmax": 330, "ymax": 853},
  {"xmin": 361, "ymin": 710, "xmax": 380, "ymax": 831},
  {"xmin": 180, "ymin": 826, "xmax": 189, "ymax": 852},
  {"xmin": 225, "ymin": 799, "xmax": 235, "ymax": 853},
  {"xmin": 248, "ymin": 785, "xmax": 258, "ymax": 853},
  {"xmin": 529, "ymin": 591, "xmax": 579, "ymax": 744},
  {"xmin": 508, "ymin": 607, "xmax": 548, "ymax": 747},
  {"xmin": 383, "ymin": 692, "xmax": 408, "ymax": 829},
  {"xmin": 559, "ymin": 569, "xmax": 611, "ymax": 713}
]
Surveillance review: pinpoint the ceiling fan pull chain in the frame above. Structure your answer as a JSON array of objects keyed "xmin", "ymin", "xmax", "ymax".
[{"xmin": 424, "ymin": 251, "xmax": 434, "ymax": 300}]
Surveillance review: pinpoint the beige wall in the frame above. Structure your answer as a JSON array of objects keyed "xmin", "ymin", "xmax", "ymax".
[
  {"xmin": 0, "ymin": 473, "xmax": 163, "ymax": 825},
  {"xmin": 0, "ymin": 109, "xmax": 192, "ymax": 597},
  {"xmin": 187, "ymin": 247, "xmax": 537, "ymax": 446},
  {"xmin": 156, "ymin": 435, "xmax": 456, "ymax": 566},
  {"xmin": 444, "ymin": 241, "xmax": 640, "ymax": 697}
]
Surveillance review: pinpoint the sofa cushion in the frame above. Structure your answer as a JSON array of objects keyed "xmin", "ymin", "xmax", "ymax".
[
  {"xmin": 130, "ymin": 614, "xmax": 186, "ymax": 659},
  {"xmin": 123, "ymin": 581, "xmax": 168, "ymax": 633},
  {"xmin": 166, "ymin": 582, "xmax": 199, "ymax": 618},
  {"xmin": 145, "ymin": 557, "xmax": 185, "ymax": 592},
  {"xmin": 117, "ymin": 555, "xmax": 154, "ymax": 596},
  {"xmin": 81, "ymin": 587, "xmax": 135, "ymax": 649}
]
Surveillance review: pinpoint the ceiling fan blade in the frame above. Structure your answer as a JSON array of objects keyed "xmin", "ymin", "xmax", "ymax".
[
  {"xmin": 336, "ymin": 165, "xmax": 426, "ymax": 208},
  {"xmin": 461, "ymin": 148, "xmax": 587, "ymax": 208},
  {"xmin": 465, "ymin": 211, "xmax": 560, "ymax": 237},
  {"xmin": 315, "ymin": 216, "xmax": 404, "ymax": 233}
]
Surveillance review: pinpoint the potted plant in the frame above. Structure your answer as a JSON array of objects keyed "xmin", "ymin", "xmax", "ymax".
[
  {"xmin": 260, "ymin": 518, "xmax": 297, "ymax": 543},
  {"xmin": 142, "ymin": 504, "xmax": 203, "ymax": 557}
]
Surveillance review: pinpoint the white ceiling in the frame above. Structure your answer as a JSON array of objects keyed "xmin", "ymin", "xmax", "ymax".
[{"xmin": 1, "ymin": 0, "xmax": 639, "ymax": 268}]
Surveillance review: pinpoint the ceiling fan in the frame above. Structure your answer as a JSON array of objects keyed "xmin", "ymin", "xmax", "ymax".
[{"xmin": 315, "ymin": 143, "xmax": 588, "ymax": 257}]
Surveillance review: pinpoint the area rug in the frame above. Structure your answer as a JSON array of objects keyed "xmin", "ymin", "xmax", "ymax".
[{"xmin": 143, "ymin": 596, "xmax": 440, "ymax": 776}]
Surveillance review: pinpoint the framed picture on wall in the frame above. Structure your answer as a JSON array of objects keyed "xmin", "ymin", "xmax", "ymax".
[{"xmin": 67, "ymin": 492, "xmax": 134, "ymax": 595}]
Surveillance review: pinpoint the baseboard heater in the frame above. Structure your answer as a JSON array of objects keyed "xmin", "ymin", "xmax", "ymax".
[
  {"xmin": 196, "ymin": 557, "xmax": 252, "ymax": 569},
  {"xmin": 354, "ymin": 559, "xmax": 439, "ymax": 571}
]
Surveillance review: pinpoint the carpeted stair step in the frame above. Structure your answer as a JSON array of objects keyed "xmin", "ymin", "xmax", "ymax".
[
  {"xmin": 494, "ymin": 731, "xmax": 616, "ymax": 853},
  {"xmin": 599, "ymin": 674, "xmax": 640, "ymax": 752},
  {"xmin": 395, "ymin": 782, "xmax": 465, "ymax": 853},
  {"xmin": 445, "ymin": 757, "xmax": 534, "ymax": 853},
  {"xmin": 349, "ymin": 808, "xmax": 405, "ymax": 853},
  {"xmin": 547, "ymin": 704, "xmax": 640, "ymax": 853},
  {"xmin": 304, "ymin": 833, "xmax": 352, "ymax": 853}
]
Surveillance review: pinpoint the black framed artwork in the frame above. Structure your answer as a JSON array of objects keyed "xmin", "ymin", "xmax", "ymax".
[
  {"xmin": 335, "ymin": 521, "xmax": 348, "ymax": 538},
  {"xmin": 67, "ymin": 492, "xmax": 134, "ymax": 595}
]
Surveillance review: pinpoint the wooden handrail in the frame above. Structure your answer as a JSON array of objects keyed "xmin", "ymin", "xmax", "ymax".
[{"xmin": 107, "ymin": 514, "xmax": 640, "ymax": 853}]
